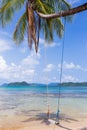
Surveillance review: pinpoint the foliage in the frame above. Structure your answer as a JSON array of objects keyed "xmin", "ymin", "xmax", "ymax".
[{"xmin": 0, "ymin": 0, "xmax": 71, "ymax": 52}]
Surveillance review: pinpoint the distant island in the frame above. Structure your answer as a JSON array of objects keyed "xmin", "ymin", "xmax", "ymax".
[
  {"xmin": 1, "ymin": 81, "xmax": 87, "ymax": 87},
  {"xmin": 59, "ymin": 82, "xmax": 87, "ymax": 86},
  {"xmin": 0, "ymin": 81, "xmax": 46, "ymax": 87},
  {"xmin": 8, "ymin": 81, "xmax": 30, "ymax": 86},
  {"xmin": 50, "ymin": 82, "xmax": 87, "ymax": 86}
]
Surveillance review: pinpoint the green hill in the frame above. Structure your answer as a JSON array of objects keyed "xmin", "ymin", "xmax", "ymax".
[
  {"xmin": 8, "ymin": 81, "xmax": 30, "ymax": 86},
  {"xmin": 59, "ymin": 82, "xmax": 87, "ymax": 86}
]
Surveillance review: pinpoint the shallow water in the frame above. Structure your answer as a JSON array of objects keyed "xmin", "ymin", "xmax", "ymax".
[{"xmin": 0, "ymin": 85, "xmax": 87, "ymax": 122}]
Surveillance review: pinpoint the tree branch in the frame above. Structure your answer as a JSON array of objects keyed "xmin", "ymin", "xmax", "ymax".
[{"xmin": 37, "ymin": 3, "xmax": 87, "ymax": 19}]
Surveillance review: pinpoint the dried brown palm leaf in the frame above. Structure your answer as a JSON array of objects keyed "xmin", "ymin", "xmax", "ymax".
[
  {"xmin": 26, "ymin": 2, "xmax": 37, "ymax": 52},
  {"xmin": 36, "ymin": 16, "xmax": 41, "ymax": 53}
]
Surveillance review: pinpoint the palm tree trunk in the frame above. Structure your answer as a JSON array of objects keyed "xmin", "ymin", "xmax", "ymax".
[{"xmin": 37, "ymin": 3, "xmax": 87, "ymax": 19}]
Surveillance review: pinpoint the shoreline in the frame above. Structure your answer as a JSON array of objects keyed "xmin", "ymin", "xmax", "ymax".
[{"xmin": 0, "ymin": 86, "xmax": 87, "ymax": 130}]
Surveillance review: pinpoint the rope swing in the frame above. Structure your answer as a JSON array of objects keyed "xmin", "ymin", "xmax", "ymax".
[
  {"xmin": 56, "ymin": 18, "xmax": 66, "ymax": 125},
  {"xmin": 44, "ymin": 43, "xmax": 50, "ymax": 119},
  {"xmin": 45, "ymin": 19, "xmax": 66, "ymax": 124},
  {"xmin": 44, "ymin": 0, "xmax": 66, "ymax": 125}
]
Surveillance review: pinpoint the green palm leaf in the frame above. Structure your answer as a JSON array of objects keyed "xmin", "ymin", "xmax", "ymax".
[
  {"xmin": 35, "ymin": 0, "xmax": 54, "ymax": 14},
  {"xmin": 0, "ymin": 0, "xmax": 25, "ymax": 26},
  {"xmin": 53, "ymin": 18, "xmax": 64, "ymax": 38},
  {"xmin": 0, "ymin": 0, "xmax": 72, "ymax": 52},
  {"xmin": 43, "ymin": 19, "xmax": 53, "ymax": 42},
  {"xmin": 13, "ymin": 12, "xmax": 27, "ymax": 44}
]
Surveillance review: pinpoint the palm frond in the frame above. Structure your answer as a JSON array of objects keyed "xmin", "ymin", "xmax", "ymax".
[
  {"xmin": 62, "ymin": 0, "xmax": 71, "ymax": 9},
  {"xmin": 1, "ymin": 0, "xmax": 25, "ymax": 9},
  {"xmin": 41, "ymin": 19, "xmax": 53, "ymax": 42},
  {"xmin": 53, "ymin": 18, "xmax": 64, "ymax": 38},
  {"xmin": 34, "ymin": 0, "xmax": 54, "ymax": 14},
  {"xmin": 0, "ymin": 0, "xmax": 25, "ymax": 26},
  {"xmin": 13, "ymin": 12, "xmax": 27, "ymax": 44},
  {"xmin": 0, "ymin": 0, "xmax": 72, "ymax": 53},
  {"xmin": 45, "ymin": 0, "xmax": 71, "ymax": 11},
  {"xmin": 35, "ymin": 0, "xmax": 47, "ymax": 13},
  {"xmin": 36, "ymin": 16, "xmax": 41, "ymax": 52}
]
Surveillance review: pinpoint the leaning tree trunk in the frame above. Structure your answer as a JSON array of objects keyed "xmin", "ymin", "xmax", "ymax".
[{"xmin": 37, "ymin": 3, "xmax": 87, "ymax": 19}]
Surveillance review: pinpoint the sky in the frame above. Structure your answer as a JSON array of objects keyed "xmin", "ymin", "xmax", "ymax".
[{"xmin": 0, "ymin": 0, "xmax": 87, "ymax": 84}]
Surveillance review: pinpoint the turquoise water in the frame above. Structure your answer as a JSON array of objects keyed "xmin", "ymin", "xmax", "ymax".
[
  {"xmin": 0, "ymin": 85, "xmax": 87, "ymax": 97},
  {"xmin": 0, "ymin": 85, "xmax": 87, "ymax": 121}
]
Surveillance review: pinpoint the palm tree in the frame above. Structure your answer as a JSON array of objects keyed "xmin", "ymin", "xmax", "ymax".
[
  {"xmin": 1, "ymin": 0, "xmax": 86, "ymax": 53},
  {"xmin": 37, "ymin": 3, "xmax": 87, "ymax": 19}
]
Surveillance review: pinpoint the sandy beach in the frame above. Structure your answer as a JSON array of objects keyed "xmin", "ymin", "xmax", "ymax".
[
  {"xmin": 0, "ymin": 119, "xmax": 87, "ymax": 130},
  {"xmin": 0, "ymin": 85, "xmax": 87, "ymax": 130},
  {"xmin": 0, "ymin": 114, "xmax": 87, "ymax": 130},
  {"xmin": 0, "ymin": 0, "xmax": 87, "ymax": 129}
]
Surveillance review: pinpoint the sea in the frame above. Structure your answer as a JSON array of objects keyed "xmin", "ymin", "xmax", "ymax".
[{"xmin": 0, "ymin": 84, "xmax": 87, "ymax": 124}]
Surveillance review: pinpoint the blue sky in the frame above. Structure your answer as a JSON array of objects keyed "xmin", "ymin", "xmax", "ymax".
[{"xmin": 0, "ymin": 0, "xmax": 87, "ymax": 84}]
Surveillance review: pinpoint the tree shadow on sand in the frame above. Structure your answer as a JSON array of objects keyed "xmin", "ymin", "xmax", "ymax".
[{"xmin": 21, "ymin": 111, "xmax": 78, "ymax": 130}]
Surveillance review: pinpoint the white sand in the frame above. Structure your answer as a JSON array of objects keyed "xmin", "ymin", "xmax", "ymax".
[{"xmin": 0, "ymin": 115, "xmax": 87, "ymax": 130}]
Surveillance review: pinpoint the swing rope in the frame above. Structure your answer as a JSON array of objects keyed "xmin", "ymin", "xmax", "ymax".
[
  {"xmin": 44, "ymin": 44, "xmax": 50, "ymax": 119},
  {"xmin": 44, "ymin": 0, "xmax": 66, "ymax": 122},
  {"xmin": 56, "ymin": 18, "xmax": 66, "ymax": 124}
]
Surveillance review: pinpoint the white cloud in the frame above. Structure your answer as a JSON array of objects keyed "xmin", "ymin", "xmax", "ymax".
[
  {"xmin": 0, "ymin": 39, "xmax": 12, "ymax": 52},
  {"xmin": 39, "ymin": 38, "xmax": 60, "ymax": 48},
  {"xmin": 22, "ymin": 69, "xmax": 35, "ymax": 76},
  {"xmin": 0, "ymin": 49, "xmax": 41, "ymax": 83},
  {"xmin": 43, "ymin": 64, "xmax": 55, "ymax": 72},
  {"xmin": 39, "ymin": 38, "xmax": 45, "ymax": 44},
  {"xmin": 0, "ymin": 31, "xmax": 13, "ymax": 52},
  {"xmin": 62, "ymin": 74, "xmax": 78, "ymax": 82},
  {"xmin": 0, "ymin": 31, "xmax": 11, "ymax": 38},
  {"xmin": 63, "ymin": 61, "xmax": 81, "ymax": 70},
  {"xmin": 53, "ymin": 77, "xmax": 59, "ymax": 82},
  {"xmin": 21, "ymin": 50, "xmax": 40, "ymax": 68},
  {"xmin": 0, "ymin": 56, "xmax": 7, "ymax": 72},
  {"xmin": 57, "ymin": 61, "xmax": 86, "ymax": 71},
  {"xmin": 20, "ymin": 47, "xmax": 27, "ymax": 53},
  {"xmin": 46, "ymin": 42, "xmax": 60, "ymax": 48},
  {"xmin": 0, "ymin": 32, "xmax": 42, "ymax": 83}
]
